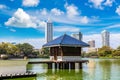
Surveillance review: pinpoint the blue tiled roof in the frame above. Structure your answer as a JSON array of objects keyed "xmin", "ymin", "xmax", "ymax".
[{"xmin": 43, "ymin": 34, "xmax": 89, "ymax": 47}]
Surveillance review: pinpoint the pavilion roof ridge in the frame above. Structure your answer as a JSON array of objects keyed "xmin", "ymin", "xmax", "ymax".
[{"xmin": 43, "ymin": 34, "xmax": 89, "ymax": 47}]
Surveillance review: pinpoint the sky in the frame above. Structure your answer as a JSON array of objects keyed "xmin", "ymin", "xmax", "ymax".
[{"xmin": 0, "ymin": 0, "xmax": 120, "ymax": 49}]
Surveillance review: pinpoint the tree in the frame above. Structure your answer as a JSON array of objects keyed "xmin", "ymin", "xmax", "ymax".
[
  {"xmin": 0, "ymin": 42, "xmax": 19, "ymax": 55},
  {"xmin": 0, "ymin": 45, "xmax": 7, "ymax": 54},
  {"xmin": 112, "ymin": 50, "xmax": 120, "ymax": 56},
  {"xmin": 40, "ymin": 48, "xmax": 50, "ymax": 57},
  {"xmin": 6, "ymin": 43, "xmax": 19, "ymax": 55},
  {"xmin": 16, "ymin": 43, "xmax": 34, "ymax": 56},
  {"xmin": 112, "ymin": 46, "xmax": 120, "ymax": 56},
  {"xmin": 117, "ymin": 46, "xmax": 120, "ymax": 50},
  {"xmin": 98, "ymin": 46, "xmax": 112, "ymax": 57}
]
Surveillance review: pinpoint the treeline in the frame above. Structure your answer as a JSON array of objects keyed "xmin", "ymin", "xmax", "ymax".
[
  {"xmin": 0, "ymin": 42, "xmax": 39, "ymax": 59},
  {"xmin": 84, "ymin": 46, "xmax": 120, "ymax": 58}
]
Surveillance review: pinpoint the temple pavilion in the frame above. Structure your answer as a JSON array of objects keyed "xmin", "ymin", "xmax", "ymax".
[{"xmin": 43, "ymin": 34, "xmax": 89, "ymax": 61}]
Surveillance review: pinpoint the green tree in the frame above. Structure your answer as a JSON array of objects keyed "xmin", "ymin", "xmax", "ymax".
[
  {"xmin": 40, "ymin": 48, "xmax": 50, "ymax": 57},
  {"xmin": 112, "ymin": 50, "xmax": 120, "ymax": 56},
  {"xmin": 16, "ymin": 43, "xmax": 34, "ymax": 56},
  {"xmin": 0, "ymin": 42, "xmax": 19, "ymax": 55},
  {"xmin": 98, "ymin": 46, "xmax": 112, "ymax": 57},
  {"xmin": 6, "ymin": 43, "xmax": 19, "ymax": 55},
  {"xmin": 112, "ymin": 46, "xmax": 120, "ymax": 56},
  {"xmin": 0, "ymin": 44, "xmax": 7, "ymax": 54},
  {"xmin": 117, "ymin": 46, "xmax": 120, "ymax": 50}
]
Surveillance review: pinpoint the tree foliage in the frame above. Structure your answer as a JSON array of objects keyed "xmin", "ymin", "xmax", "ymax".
[
  {"xmin": 112, "ymin": 50, "xmax": 120, "ymax": 56},
  {"xmin": 16, "ymin": 43, "xmax": 34, "ymax": 56},
  {"xmin": 40, "ymin": 48, "xmax": 50, "ymax": 57},
  {"xmin": 112, "ymin": 46, "xmax": 120, "ymax": 56},
  {"xmin": 98, "ymin": 46, "xmax": 112, "ymax": 57},
  {"xmin": 0, "ymin": 42, "xmax": 19, "ymax": 55},
  {"xmin": 117, "ymin": 46, "xmax": 120, "ymax": 50}
]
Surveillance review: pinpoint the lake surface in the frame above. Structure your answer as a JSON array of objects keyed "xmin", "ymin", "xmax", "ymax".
[{"xmin": 1, "ymin": 58, "xmax": 120, "ymax": 80}]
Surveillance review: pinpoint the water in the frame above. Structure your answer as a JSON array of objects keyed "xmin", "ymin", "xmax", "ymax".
[
  {"xmin": 1, "ymin": 58, "xmax": 120, "ymax": 80},
  {"xmin": 0, "ymin": 60, "xmax": 28, "ymax": 75}
]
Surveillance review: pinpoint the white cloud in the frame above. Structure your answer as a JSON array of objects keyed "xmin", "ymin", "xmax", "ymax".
[
  {"xmin": 80, "ymin": 16, "xmax": 89, "ymax": 24},
  {"xmin": 65, "ymin": 4, "xmax": 79, "ymax": 18},
  {"xmin": 0, "ymin": 4, "xmax": 8, "ymax": 9},
  {"xmin": 40, "ymin": 8, "xmax": 48, "ymax": 16},
  {"xmin": 104, "ymin": 0, "xmax": 114, "ymax": 7},
  {"xmin": 106, "ymin": 24, "xmax": 120, "ymax": 29},
  {"xmin": 10, "ymin": 28, "xmax": 16, "ymax": 32},
  {"xmin": 22, "ymin": 0, "xmax": 40, "ymax": 7},
  {"xmin": 51, "ymin": 8, "xmax": 64, "ymax": 16},
  {"xmin": 5, "ymin": 8, "xmax": 46, "ymax": 29},
  {"xmin": 54, "ymin": 26, "xmax": 80, "ymax": 32},
  {"xmin": 88, "ymin": 0, "xmax": 114, "ymax": 9},
  {"xmin": 34, "ymin": 8, "xmax": 91, "ymax": 25},
  {"xmin": 5, "ymin": 8, "xmax": 36, "ymax": 28},
  {"xmin": 88, "ymin": 0, "xmax": 104, "ymax": 9},
  {"xmin": 116, "ymin": 6, "xmax": 120, "ymax": 16},
  {"xmin": 83, "ymin": 33, "xmax": 120, "ymax": 49}
]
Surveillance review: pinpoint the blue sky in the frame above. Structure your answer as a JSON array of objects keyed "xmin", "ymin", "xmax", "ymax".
[{"xmin": 0, "ymin": 0, "xmax": 120, "ymax": 49}]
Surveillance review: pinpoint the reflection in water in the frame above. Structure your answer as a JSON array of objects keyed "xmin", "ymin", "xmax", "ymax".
[
  {"xmin": 27, "ymin": 64, "xmax": 47, "ymax": 74},
  {"xmin": 85, "ymin": 59, "xmax": 120, "ymax": 80},
  {"xmin": 45, "ymin": 69, "xmax": 84, "ymax": 80},
  {"xmin": 98, "ymin": 60, "xmax": 112, "ymax": 80},
  {"xmin": 87, "ymin": 59, "xmax": 96, "ymax": 80}
]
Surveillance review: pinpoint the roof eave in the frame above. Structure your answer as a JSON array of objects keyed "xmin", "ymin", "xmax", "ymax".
[{"xmin": 43, "ymin": 44, "xmax": 89, "ymax": 48}]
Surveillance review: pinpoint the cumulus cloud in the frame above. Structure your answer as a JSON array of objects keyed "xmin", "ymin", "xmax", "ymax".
[
  {"xmin": 88, "ymin": 0, "xmax": 114, "ymax": 9},
  {"xmin": 35, "ymin": 7, "xmax": 90, "ymax": 24},
  {"xmin": 51, "ymin": 8, "xmax": 64, "ymax": 16},
  {"xmin": 116, "ymin": 6, "xmax": 120, "ymax": 16},
  {"xmin": 54, "ymin": 26, "xmax": 80, "ymax": 32},
  {"xmin": 0, "ymin": 4, "xmax": 8, "ymax": 9},
  {"xmin": 5, "ymin": 8, "xmax": 36, "ymax": 28},
  {"xmin": 88, "ymin": 0, "xmax": 104, "ymax": 9},
  {"xmin": 104, "ymin": 0, "xmax": 114, "ymax": 7},
  {"xmin": 5, "ymin": 8, "xmax": 46, "ymax": 29},
  {"xmin": 22, "ymin": 0, "xmax": 40, "ymax": 7},
  {"xmin": 40, "ymin": 8, "xmax": 48, "ymax": 16},
  {"xmin": 65, "ymin": 4, "xmax": 79, "ymax": 18}
]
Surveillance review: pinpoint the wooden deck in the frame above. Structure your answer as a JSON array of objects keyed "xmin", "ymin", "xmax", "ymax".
[
  {"xmin": 28, "ymin": 60, "xmax": 89, "ymax": 64},
  {"xmin": 0, "ymin": 72, "xmax": 36, "ymax": 79}
]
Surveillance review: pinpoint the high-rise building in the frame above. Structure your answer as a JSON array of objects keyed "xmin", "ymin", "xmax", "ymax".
[
  {"xmin": 71, "ymin": 32, "xmax": 82, "ymax": 41},
  {"xmin": 87, "ymin": 40, "xmax": 97, "ymax": 53},
  {"xmin": 88, "ymin": 40, "xmax": 95, "ymax": 48},
  {"xmin": 45, "ymin": 19, "xmax": 53, "ymax": 43},
  {"xmin": 101, "ymin": 30, "xmax": 110, "ymax": 46}
]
